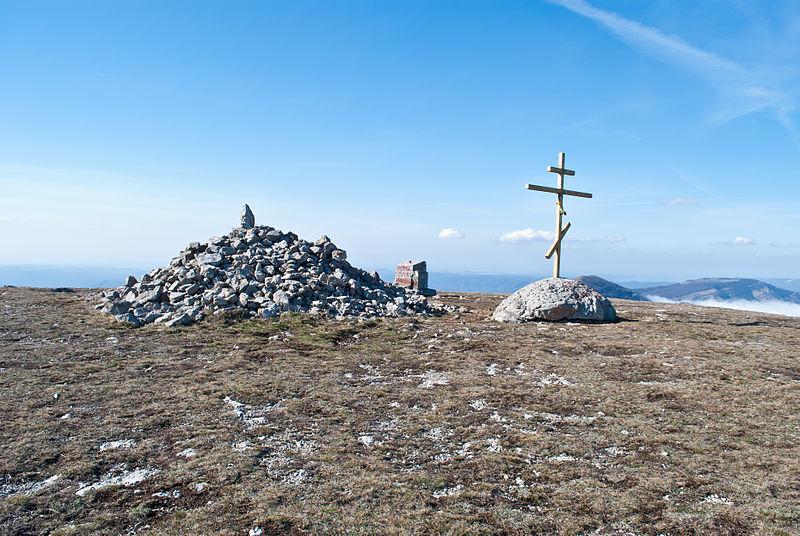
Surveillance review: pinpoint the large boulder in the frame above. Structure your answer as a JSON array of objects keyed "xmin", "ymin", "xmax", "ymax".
[{"xmin": 492, "ymin": 277, "xmax": 616, "ymax": 323}]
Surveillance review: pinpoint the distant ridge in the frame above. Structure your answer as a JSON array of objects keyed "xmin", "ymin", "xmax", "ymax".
[
  {"xmin": 573, "ymin": 275, "xmax": 647, "ymax": 301},
  {"xmin": 640, "ymin": 278, "xmax": 800, "ymax": 304}
]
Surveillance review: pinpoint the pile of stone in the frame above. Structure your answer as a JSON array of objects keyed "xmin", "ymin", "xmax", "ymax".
[
  {"xmin": 97, "ymin": 205, "xmax": 437, "ymax": 327},
  {"xmin": 492, "ymin": 277, "xmax": 616, "ymax": 323}
]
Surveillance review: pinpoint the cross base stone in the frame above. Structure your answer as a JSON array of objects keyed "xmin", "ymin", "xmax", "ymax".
[{"xmin": 492, "ymin": 277, "xmax": 616, "ymax": 323}]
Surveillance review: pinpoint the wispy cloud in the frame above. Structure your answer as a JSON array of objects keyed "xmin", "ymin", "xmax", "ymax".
[
  {"xmin": 499, "ymin": 229, "xmax": 554, "ymax": 242},
  {"xmin": 769, "ymin": 241, "xmax": 798, "ymax": 248},
  {"xmin": 544, "ymin": 0, "xmax": 795, "ymax": 131},
  {"xmin": 438, "ymin": 228, "xmax": 464, "ymax": 240},
  {"xmin": 711, "ymin": 236, "xmax": 756, "ymax": 246},
  {"xmin": 665, "ymin": 197, "xmax": 700, "ymax": 206}
]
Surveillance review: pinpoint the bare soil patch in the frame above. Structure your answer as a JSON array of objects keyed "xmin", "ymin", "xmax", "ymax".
[{"xmin": 1, "ymin": 287, "xmax": 799, "ymax": 535}]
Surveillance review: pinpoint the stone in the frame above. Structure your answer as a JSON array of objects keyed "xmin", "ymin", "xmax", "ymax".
[
  {"xmin": 241, "ymin": 204, "xmax": 255, "ymax": 229},
  {"xmin": 115, "ymin": 312, "xmax": 140, "ymax": 326},
  {"xmin": 196, "ymin": 253, "xmax": 224, "ymax": 266},
  {"xmin": 108, "ymin": 301, "xmax": 131, "ymax": 315},
  {"xmin": 492, "ymin": 277, "xmax": 616, "ymax": 323},
  {"xmin": 165, "ymin": 313, "xmax": 191, "ymax": 327},
  {"xmin": 124, "ymin": 275, "xmax": 137, "ymax": 287},
  {"xmin": 394, "ymin": 260, "xmax": 436, "ymax": 297}
]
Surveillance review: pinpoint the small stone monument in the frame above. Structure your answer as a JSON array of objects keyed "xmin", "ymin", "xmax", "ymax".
[
  {"xmin": 493, "ymin": 152, "xmax": 615, "ymax": 322},
  {"xmin": 394, "ymin": 260, "xmax": 436, "ymax": 296},
  {"xmin": 241, "ymin": 204, "xmax": 255, "ymax": 229}
]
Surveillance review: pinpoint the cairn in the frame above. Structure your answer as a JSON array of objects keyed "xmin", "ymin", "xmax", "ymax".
[{"xmin": 97, "ymin": 206, "xmax": 437, "ymax": 327}]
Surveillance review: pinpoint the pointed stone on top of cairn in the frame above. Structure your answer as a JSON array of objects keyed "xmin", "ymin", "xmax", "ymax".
[{"xmin": 240, "ymin": 204, "xmax": 255, "ymax": 229}]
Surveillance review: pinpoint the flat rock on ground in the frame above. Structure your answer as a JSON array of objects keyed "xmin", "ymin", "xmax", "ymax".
[{"xmin": 492, "ymin": 277, "xmax": 616, "ymax": 322}]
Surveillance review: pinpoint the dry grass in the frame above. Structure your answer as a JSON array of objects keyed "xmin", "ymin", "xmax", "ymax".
[{"xmin": 1, "ymin": 287, "xmax": 799, "ymax": 535}]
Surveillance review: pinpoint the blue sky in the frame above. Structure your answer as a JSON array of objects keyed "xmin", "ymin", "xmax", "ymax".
[{"xmin": 1, "ymin": 0, "xmax": 798, "ymax": 281}]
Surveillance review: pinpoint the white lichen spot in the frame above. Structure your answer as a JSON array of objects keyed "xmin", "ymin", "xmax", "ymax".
[
  {"xmin": 282, "ymin": 469, "xmax": 308, "ymax": 486},
  {"xmin": 76, "ymin": 467, "xmax": 159, "ymax": 497},
  {"xmin": 224, "ymin": 396, "xmax": 247, "ymax": 418},
  {"xmin": 486, "ymin": 363, "xmax": 498, "ymax": 376},
  {"xmin": 469, "ymin": 399, "xmax": 487, "ymax": 411},
  {"xmin": 419, "ymin": 370, "xmax": 449, "ymax": 388},
  {"xmin": 432, "ymin": 484, "xmax": 464, "ymax": 498},
  {"xmin": 177, "ymin": 448, "xmax": 197, "ymax": 458},
  {"xmin": 547, "ymin": 453, "xmax": 576, "ymax": 462},
  {"xmin": 536, "ymin": 373, "xmax": 574, "ymax": 386},
  {"xmin": 703, "ymin": 494, "xmax": 733, "ymax": 505},
  {"xmin": 486, "ymin": 438, "xmax": 502, "ymax": 452},
  {"xmin": 98, "ymin": 439, "xmax": 135, "ymax": 452},
  {"xmin": 455, "ymin": 442, "xmax": 473, "ymax": 457},
  {"xmin": 358, "ymin": 435, "xmax": 374, "ymax": 447},
  {"xmin": 0, "ymin": 475, "xmax": 61, "ymax": 497}
]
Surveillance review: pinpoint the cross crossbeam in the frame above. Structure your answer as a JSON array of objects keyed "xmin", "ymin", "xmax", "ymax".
[
  {"xmin": 525, "ymin": 152, "xmax": 592, "ymax": 278},
  {"xmin": 525, "ymin": 184, "xmax": 592, "ymax": 198}
]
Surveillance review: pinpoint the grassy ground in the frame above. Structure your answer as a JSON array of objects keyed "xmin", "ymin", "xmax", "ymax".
[{"xmin": 1, "ymin": 287, "xmax": 799, "ymax": 535}]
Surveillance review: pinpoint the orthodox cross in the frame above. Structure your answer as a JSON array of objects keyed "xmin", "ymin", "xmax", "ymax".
[{"xmin": 525, "ymin": 152, "xmax": 592, "ymax": 278}]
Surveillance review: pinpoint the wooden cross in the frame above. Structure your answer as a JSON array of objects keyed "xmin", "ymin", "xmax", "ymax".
[{"xmin": 525, "ymin": 152, "xmax": 592, "ymax": 278}]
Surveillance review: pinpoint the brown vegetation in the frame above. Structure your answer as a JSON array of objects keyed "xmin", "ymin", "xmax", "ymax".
[{"xmin": 1, "ymin": 287, "xmax": 799, "ymax": 535}]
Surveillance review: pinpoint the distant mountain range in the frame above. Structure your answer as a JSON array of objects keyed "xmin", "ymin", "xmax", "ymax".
[
  {"xmin": 573, "ymin": 275, "xmax": 648, "ymax": 301},
  {"xmin": 575, "ymin": 275, "xmax": 800, "ymax": 305},
  {"xmin": 2, "ymin": 266, "xmax": 798, "ymax": 308}
]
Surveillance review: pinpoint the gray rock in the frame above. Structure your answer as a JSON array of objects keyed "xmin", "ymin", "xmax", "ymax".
[
  {"xmin": 124, "ymin": 275, "xmax": 138, "ymax": 287},
  {"xmin": 196, "ymin": 253, "xmax": 224, "ymax": 266},
  {"xmin": 492, "ymin": 277, "xmax": 616, "ymax": 323},
  {"xmin": 165, "ymin": 313, "xmax": 191, "ymax": 327},
  {"xmin": 108, "ymin": 301, "xmax": 132, "ymax": 315},
  {"xmin": 241, "ymin": 204, "xmax": 255, "ymax": 229},
  {"xmin": 138, "ymin": 286, "xmax": 163, "ymax": 304},
  {"xmin": 115, "ymin": 312, "xmax": 140, "ymax": 326}
]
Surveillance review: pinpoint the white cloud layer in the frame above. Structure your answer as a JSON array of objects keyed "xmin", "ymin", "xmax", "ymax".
[
  {"xmin": 544, "ymin": 0, "xmax": 795, "ymax": 130},
  {"xmin": 646, "ymin": 296, "xmax": 800, "ymax": 318},
  {"xmin": 770, "ymin": 241, "xmax": 798, "ymax": 248},
  {"xmin": 498, "ymin": 229, "xmax": 554, "ymax": 242},
  {"xmin": 438, "ymin": 228, "xmax": 464, "ymax": 240}
]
